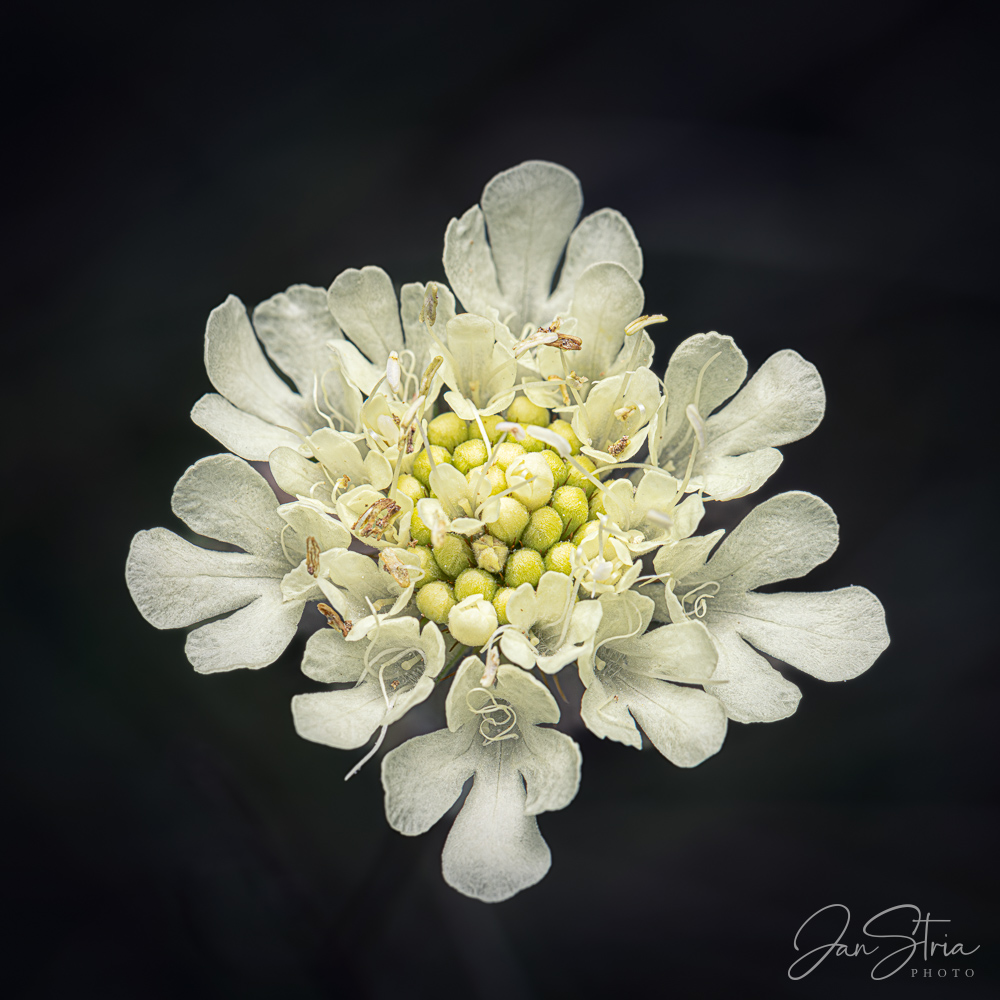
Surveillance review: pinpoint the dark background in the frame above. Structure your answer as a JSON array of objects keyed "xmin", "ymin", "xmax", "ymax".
[{"xmin": 6, "ymin": 0, "xmax": 997, "ymax": 997}]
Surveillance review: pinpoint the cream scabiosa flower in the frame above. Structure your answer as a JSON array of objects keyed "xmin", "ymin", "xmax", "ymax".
[
  {"xmin": 578, "ymin": 591, "xmax": 727, "ymax": 766},
  {"xmin": 126, "ymin": 454, "xmax": 350, "ymax": 672},
  {"xmin": 649, "ymin": 333, "xmax": 825, "ymax": 500},
  {"xmin": 292, "ymin": 617, "xmax": 445, "ymax": 752},
  {"xmin": 656, "ymin": 491, "xmax": 889, "ymax": 723},
  {"xmin": 381, "ymin": 655, "xmax": 581, "ymax": 902}
]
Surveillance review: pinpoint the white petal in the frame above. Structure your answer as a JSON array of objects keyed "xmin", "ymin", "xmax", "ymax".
[
  {"xmin": 714, "ymin": 587, "xmax": 889, "ymax": 681},
  {"xmin": 547, "ymin": 208, "xmax": 643, "ymax": 315},
  {"xmin": 276, "ymin": 502, "xmax": 351, "ymax": 555},
  {"xmin": 381, "ymin": 728, "xmax": 477, "ymax": 836},
  {"xmin": 327, "ymin": 338, "xmax": 382, "ymax": 396},
  {"xmin": 618, "ymin": 619, "xmax": 718, "ymax": 682},
  {"xmin": 517, "ymin": 727, "xmax": 582, "ymax": 815},
  {"xmin": 170, "ymin": 454, "xmax": 286, "ymax": 560},
  {"xmin": 203, "ymin": 295, "xmax": 312, "ymax": 432},
  {"xmin": 443, "ymin": 205, "xmax": 503, "ymax": 317},
  {"xmin": 126, "ymin": 528, "xmax": 276, "ymax": 628},
  {"xmin": 692, "ymin": 491, "xmax": 839, "ymax": 593},
  {"xmin": 292, "ymin": 684, "xmax": 387, "ymax": 750},
  {"xmin": 301, "ymin": 627, "xmax": 365, "ymax": 683},
  {"xmin": 499, "ymin": 630, "xmax": 536, "ymax": 669},
  {"xmin": 703, "ymin": 349, "xmax": 825, "ymax": 457},
  {"xmin": 580, "ymin": 676, "xmax": 643, "ymax": 748},
  {"xmin": 708, "ymin": 627, "xmax": 803, "ymax": 723},
  {"xmin": 660, "ymin": 333, "xmax": 748, "ymax": 455},
  {"xmin": 559, "ymin": 262, "xmax": 644, "ymax": 382},
  {"xmin": 327, "ymin": 266, "xmax": 403, "ymax": 365},
  {"xmin": 481, "ymin": 161, "xmax": 582, "ymax": 330},
  {"xmin": 252, "ymin": 284, "xmax": 343, "ymax": 397},
  {"xmin": 442, "ymin": 747, "xmax": 551, "ymax": 903},
  {"xmin": 191, "ymin": 393, "xmax": 303, "ymax": 461},
  {"xmin": 695, "ymin": 448, "xmax": 783, "ymax": 501},
  {"xmin": 269, "ymin": 447, "xmax": 330, "ymax": 505},
  {"xmin": 623, "ymin": 675, "xmax": 728, "ymax": 767},
  {"xmin": 184, "ymin": 584, "xmax": 302, "ymax": 673}
]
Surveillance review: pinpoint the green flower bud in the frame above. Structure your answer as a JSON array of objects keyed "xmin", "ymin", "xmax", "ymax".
[
  {"xmin": 505, "ymin": 548, "xmax": 545, "ymax": 588},
  {"xmin": 432, "ymin": 533, "xmax": 475, "ymax": 578},
  {"xmin": 505, "ymin": 454, "xmax": 555, "ymax": 511},
  {"xmin": 416, "ymin": 580, "xmax": 455, "ymax": 624},
  {"xmin": 493, "ymin": 441, "xmax": 525, "ymax": 470},
  {"xmin": 520, "ymin": 430, "xmax": 547, "ymax": 453},
  {"xmin": 539, "ymin": 449, "xmax": 569, "ymax": 488},
  {"xmin": 472, "ymin": 534, "xmax": 509, "ymax": 575},
  {"xmin": 552, "ymin": 485, "xmax": 589, "ymax": 536},
  {"xmin": 396, "ymin": 473, "xmax": 427, "ymax": 504},
  {"xmin": 493, "ymin": 586, "xmax": 514, "ymax": 626},
  {"xmin": 489, "ymin": 496, "xmax": 530, "ymax": 546},
  {"xmin": 427, "ymin": 412, "xmax": 469, "ymax": 452},
  {"xmin": 589, "ymin": 490, "xmax": 607, "ymax": 519},
  {"xmin": 548, "ymin": 418, "xmax": 582, "ymax": 455},
  {"xmin": 412, "ymin": 445, "xmax": 453, "ymax": 488},
  {"xmin": 452, "ymin": 438, "xmax": 488, "ymax": 475},
  {"xmin": 506, "ymin": 396, "xmax": 551, "ymax": 427},
  {"xmin": 544, "ymin": 540, "xmax": 576, "ymax": 576},
  {"xmin": 564, "ymin": 454, "xmax": 598, "ymax": 497},
  {"xmin": 409, "ymin": 511, "xmax": 432, "ymax": 545},
  {"xmin": 520, "ymin": 506, "xmax": 563, "ymax": 553},
  {"xmin": 448, "ymin": 596, "xmax": 499, "ymax": 646},
  {"xmin": 454, "ymin": 567, "xmax": 500, "ymax": 603},
  {"xmin": 467, "ymin": 413, "xmax": 503, "ymax": 444},
  {"xmin": 406, "ymin": 544, "xmax": 444, "ymax": 587}
]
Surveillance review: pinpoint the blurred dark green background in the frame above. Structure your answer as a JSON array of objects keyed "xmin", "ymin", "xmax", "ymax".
[{"xmin": 6, "ymin": 1, "xmax": 997, "ymax": 997}]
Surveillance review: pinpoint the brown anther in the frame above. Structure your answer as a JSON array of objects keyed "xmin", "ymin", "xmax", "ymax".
[
  {"xmin": 419, "ymin": 283, "xmax": 438, "ymax": 326},
  {"xmin": 404, "ymin": 425, "xmax": 417, "ymax": 454},
  {"xmin": 392, "ymin": 413, "xmax": 401, "ymax": 427},
  {"xmin": 305, "ymin": 536, "xmax": 321, "ymax": 576},
  {"xmin": 352, "ymin": 497, "xmax": 402, "ymax": 538},
  {"xmin": 608, "ymin": 435, "xmax": 630, "ymax": 457},
  {"xmin": 379, "ymin": 549, "xmax": 412, "ymax": 589},
  {"xmin": 551, "ymin": 334, "xmax": 582, "ymax": 352},
  {"xmin": 317, "ymin": 603, "xmax": 353, "ymax": 637},
  {"xmin": 568, "ymin": 371, "xmax": 588, "ymax": 384},
  {"xmin": 335, "ymin": 475, "xmax": 351, "ymax": 491}
]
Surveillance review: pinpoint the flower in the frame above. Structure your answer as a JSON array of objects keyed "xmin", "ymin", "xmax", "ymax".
[
  {"xmin": 293, "ymin": 616, "xmax": 445, "ymax": 750},
  {"xmin": 650, "ymin": 491, "xmax": 890, "ymax": 723},
  {"xmin": 127, "ymin": 159, "xmax": 889, "ymax": 903},
  {"xmin": 649, "ymin": 333, "xmax": 826, "ymax": 500},
  {"xmin": 126, "ymin": 454, "xmax": 349, "ymax": 672},
  {"xmin": 578, "ymin": 591, "xmax": 727, "ymax": 766},
  {"xmin": 381, "ymin": 656, "xmax": 581, "ymax": 902}
]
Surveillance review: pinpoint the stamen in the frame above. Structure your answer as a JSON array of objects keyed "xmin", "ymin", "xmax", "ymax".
[
  {"xmin": 317, "ymin": 603, "xmax": 353, "ymax": 637},
  {"xmin": 419, "ymin": 283, "xmax": 438, "ymax": 327},
  {"xmin": 344, "ymin": 709, "xmax": 394, "ymax": 782},
  {"xmin": 624, "ymin": 314, "xmax": 668, "ymax": 337},
  {"xmin": 419, "ymin": 356, "xmax": 444, "ymax": 396},
  {"xmin": 526, "ymin": 425, "xmax": 570, "ymax": 456},
  {"xmin": 480, "ymin": 646, "xmax": 500, "ymax": 687},
  {"xmin": 305, "ymin": 535, "xmax": 321, "ymax": 576},
  {"xmin": 352, "ymin": 497, "xmax": 402, "ymax": 538},
  {"xmin": 386, "ymin": 352, "xmax": 402, "ymax": 395},
  {"xmin": 608, "ymin": 435, "xmax": 630, "ymax": 457},
  {"xmin": 379, "ymin": 549, "xmax": 412, "ymax": 589},
  {"xmin": 685, "ymin": 404, "xmax": 707, "ymax": 449},
  {"xmin": 646, "ymin": 509, "xmax": 674, "ymax": 529}
]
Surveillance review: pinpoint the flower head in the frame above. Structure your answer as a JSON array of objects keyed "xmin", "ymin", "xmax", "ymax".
[{"xmin": 127, "ymin": 160, "xmax": 888, "ymax": 902}]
